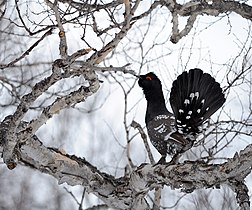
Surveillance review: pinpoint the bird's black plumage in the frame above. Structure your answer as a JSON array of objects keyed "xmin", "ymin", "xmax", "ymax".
[{"xmin": 138, "ymin": 69, "xmax": 225, "ymax": 163}]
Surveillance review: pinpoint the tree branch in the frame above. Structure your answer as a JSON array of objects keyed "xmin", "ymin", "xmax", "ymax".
[
  {"xmin": 1, "ymin": 133, "xmax": 251, "ymax": 209},
  {"xmin": 45, "ymin": 0, "xmax": 68, "ymax": 58},
  {"xmin": 161, "ymin": 0, "xmax": 252, "ymax": 43},
  {"xmin": 0, "ymin": 59, "xmax": 138, "ymax": 170},
  {"xmin": 130, "ymin": 120, "xmax": 155, "ymax": 164},
  {"xmin": 0, "ymin": 28, "xmax": 54, "ymax": 69},
  {"xmin": 229, "ymin": 180, "xmax": 250, "ymax": 210},
  {"xmin": 87, "ymin": 0, "xmax": 141, "ymax": 64}
]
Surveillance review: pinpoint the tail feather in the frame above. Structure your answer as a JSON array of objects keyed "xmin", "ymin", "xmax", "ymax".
[{"xmin": 170, "ymin": 68, "xmax": 225, "ymax": 134}]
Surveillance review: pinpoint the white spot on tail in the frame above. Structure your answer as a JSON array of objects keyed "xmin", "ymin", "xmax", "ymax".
[
  {"xmin": 184, "ymin": 99, "xmax": 190, "ymax": 105},
  {"xmin": 195, "ymin": 92, "xmax": 199, "ymax": 99},
  {"xmin": 190, "ymin": 92, "xmax": 199, "ymax": 100},
  {"xmin": 201, "ymin": 99, "xmax": 205, "ymax": 104},
  {"xmin": 188, "ymin": 111, "xmax": 192, "ymax": 115},
  {"xmin": 206, "ymin": 107, "xmax": 209, "ymax": 111},
  {"xmin": 197, "ymin": 109, "xmax": 201, "ymax": 113},
  {"xmin": 179, "ymin": 109, "xmax": 184, "ymax": 113},
  {"xmin": 186, "ymin": 116, "xmax": 191, "ymax": 119}
]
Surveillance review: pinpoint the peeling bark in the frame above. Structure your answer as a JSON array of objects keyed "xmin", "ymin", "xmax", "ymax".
[
  {"xmin": 160, "ymin": 0, "xmax": 252, "ymax": 43},
  {"xmin": 1, "ymin": 134, "xmax": 251, "ymax": 209}
]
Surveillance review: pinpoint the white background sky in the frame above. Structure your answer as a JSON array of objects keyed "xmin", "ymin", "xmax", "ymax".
[{"xmin": 1, "ymin": 0, "xmax": 252, "ymax": 208}]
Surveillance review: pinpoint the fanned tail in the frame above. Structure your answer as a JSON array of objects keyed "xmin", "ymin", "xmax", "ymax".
[{"xmin": 169, "ymin": 68, "xmax": 225, "ymax": 135}]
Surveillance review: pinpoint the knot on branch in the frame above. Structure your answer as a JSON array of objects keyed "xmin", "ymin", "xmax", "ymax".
[
  {"xmin": 0, "ymin": 115, "xmax": 19, "ymax": 169},
  {"xmin": 58, "ymin": 31, "xmax": 65, "ymax": 38},
  {"xmin": 52, "ymin": 59, "xmax": 69, "ymax": 77},
  {"xmin": 0, "ymin": 115, "xmax": 13, "ymax": 146},
  {"xmin": 53, "ymin": 59, "xmax": 68, "ymax": 69}
]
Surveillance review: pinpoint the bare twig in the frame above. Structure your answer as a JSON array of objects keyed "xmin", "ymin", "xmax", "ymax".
[
  {"xmin": 130, "ymin": 120, "xmax": 161, "ymax": 208},
  {"xmin": 45, "ymin": 0, "xmax": 68, "ymax": 58},
  {"xmin": 87, "ymin": 0, "xmax": 141, "ymax": 64},
  {"xmin": 171, "ymin": 13, "xmax": 197, "ymax": 43},
  {"xmin": 0, "ymin": 28, "xmax": 54, "ymax": 69},
  {"xmin": 79, "ymin": 188, "xmax": 86, "ymax": 210},
  {"xmin": 130, "ymin": 120, "xmax": 155, "ymax": 164}
]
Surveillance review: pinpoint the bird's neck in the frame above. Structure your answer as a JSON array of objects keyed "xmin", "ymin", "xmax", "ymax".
[{"xmin": 144, "ymin": 90, "xmax": 169, "ymax": 123}]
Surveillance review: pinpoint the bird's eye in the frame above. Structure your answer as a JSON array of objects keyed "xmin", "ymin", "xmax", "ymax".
[{"xmin": 146, "ymin": 76, "xmax": 152, "ymax": 80}]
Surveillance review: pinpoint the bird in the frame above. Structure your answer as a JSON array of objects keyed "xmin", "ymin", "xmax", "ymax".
[{"xmin": 138, "ymin": 68, "xmax": 226, "ymax": 163}]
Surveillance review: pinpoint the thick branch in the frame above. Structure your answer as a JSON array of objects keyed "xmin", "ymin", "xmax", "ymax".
[
  {"xmin": 161, "ymin": 0, "xmax": 252, "ymax": 42},
  {"xmin": 229, "ymin": 180, "xmax": 250, "ymax": 210},
  {"xmin": 162, "ymin": 0, "xmax": 252, "ymax": 19},
  {"xmin": 2, "ymin": 135, "xmax": 251, "ymax": 209},
  {"xmin": 0, "ymin": 60, "xmax": 137, "ymax": 170},
  {"xmin": 1, "ymin": 60, "xmax": 65, "ymax": 169},
  {"xmin": 16, "ymin": 135, "xmax": 149, "ymax": 209}
]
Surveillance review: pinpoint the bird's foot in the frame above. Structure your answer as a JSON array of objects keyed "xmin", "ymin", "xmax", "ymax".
[
  {"xmin": 166, "ymin": 153, "xmax": 182, "ymax": 165},
  {"xmin": 154, "ymin": 153, "xmax": 182, "ymax": 166},
  {"xmin": 153, "ymin": 156, "xmax": 166, "ymax": 166}
]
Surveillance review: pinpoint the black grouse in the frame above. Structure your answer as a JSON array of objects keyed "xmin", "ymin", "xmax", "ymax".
[{"xmin": 138, "ymin": 68, "xmax": 225, "ymax": 163}]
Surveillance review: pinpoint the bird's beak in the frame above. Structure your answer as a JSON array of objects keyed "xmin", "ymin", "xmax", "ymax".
[{"xmin": 135, "ymin": 75, "xmax": 141, "ymax": 79}]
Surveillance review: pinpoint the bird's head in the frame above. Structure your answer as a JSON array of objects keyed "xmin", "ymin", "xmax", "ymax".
[
  {"xmin": 138, "ymin": 72, "xmax": 168, "ymax": 122},
  {"xmin": 138, "ymin": 72, "xmax": 162, "ymax": 91}
]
